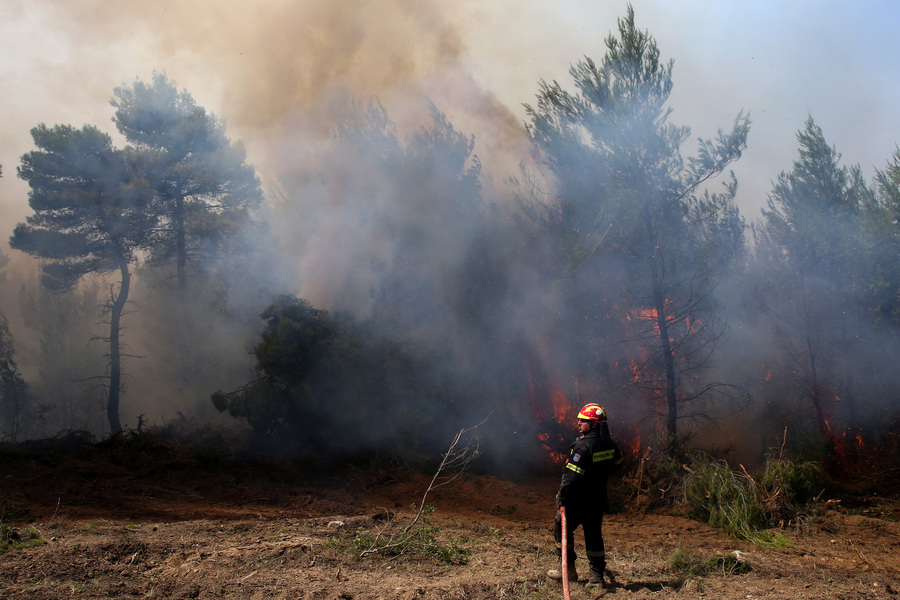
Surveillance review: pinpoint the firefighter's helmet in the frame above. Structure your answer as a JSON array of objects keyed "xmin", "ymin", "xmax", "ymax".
[{"xmin": 577, "ymin": 403, "xmax": 607, "ymax": 423}]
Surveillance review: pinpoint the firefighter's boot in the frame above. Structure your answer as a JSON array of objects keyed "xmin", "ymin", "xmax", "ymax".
[
  {"xmin": 547, "ymin": 548, "xmax": 578, "ymax": 582},
  {"xmin": 585, "ymin": 556, "xmax": 607, "ymax": 589},
  {"xmin": 546, "ymin": 562, "xmax": 578, "ymax": 582}
]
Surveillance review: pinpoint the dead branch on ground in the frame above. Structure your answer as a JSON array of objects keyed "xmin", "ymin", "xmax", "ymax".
[{"xmin": 358, "ymin": 414, "xmax": 490, "ymax": 558}]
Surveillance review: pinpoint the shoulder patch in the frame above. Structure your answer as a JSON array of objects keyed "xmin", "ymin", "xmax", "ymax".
[{"xmin": 572, "ymin": 453, "xmax": 581, "ymax": 462}]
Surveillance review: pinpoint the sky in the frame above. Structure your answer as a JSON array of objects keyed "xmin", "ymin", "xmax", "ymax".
[{"xmin": 2, "ymin": 0, "xmax": 899, "ymax": 256}]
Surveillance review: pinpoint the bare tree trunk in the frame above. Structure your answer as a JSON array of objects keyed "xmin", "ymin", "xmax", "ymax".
[
  {"xmin": 107, "ymin": 253, "xmax": 131, "ymax": 435},
  {"xmin": 172, "ymin": 192, "xmax": 191, "ymax": 384},
  {"xmin": 643, "ymin": 204, "xmax": 679, "ymax": 438},
  {"xmin": 174, "ymin": 194, "xmax": 187, "ymax": 298},
  {"xmin": 650, "ymin": 259, "xmax": 678, "ymax": 436},
  {"xmin": 0, "ymin": 329, "xmax": 27, "ymax": 442},
  {"xmin": 805, "ymin": 336, "xmax": 830, "ymax": 437}
]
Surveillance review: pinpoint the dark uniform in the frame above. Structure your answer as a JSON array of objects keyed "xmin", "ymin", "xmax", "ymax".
[{"xmin": 554, "ymin": 421, "xmax": 623, "ymax": 582}]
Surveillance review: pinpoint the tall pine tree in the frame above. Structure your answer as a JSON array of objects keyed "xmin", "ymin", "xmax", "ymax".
[
  {"xmin": 522, "ymin": 5, "xmax": 749, "ymax": 440},
  {"xmin": 11, "ymin": 124, "xmax": 154, "ymax": 434}
]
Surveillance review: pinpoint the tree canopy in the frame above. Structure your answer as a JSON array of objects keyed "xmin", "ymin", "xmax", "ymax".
[
  {"xmin": 522, "ymin": 5, "xmax": 749, "ymax": 439},
  {"xmin": 212, "ymin": 295, "xmax": 448, "ymax": 458},
  {"xmin": 111, "ymin": 72, "xmax": 263, "ymax": 296},
  {"xmin": 12, "ymin": 125, "xmax": 153, "ymax": 291},
  {"xmin": 754, "ymin": 117, "xmax": 893, "ymax": 446}
]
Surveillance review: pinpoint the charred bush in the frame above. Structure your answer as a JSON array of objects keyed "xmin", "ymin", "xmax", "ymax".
[{"xmin": 616, "ymin": 433, "xmax": 700, "ymax": 512}]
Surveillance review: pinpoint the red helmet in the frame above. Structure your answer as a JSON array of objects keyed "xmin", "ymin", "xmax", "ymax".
[{"xmin": 577, "ymin": 403, "xmax": 607, "ymax": 423}]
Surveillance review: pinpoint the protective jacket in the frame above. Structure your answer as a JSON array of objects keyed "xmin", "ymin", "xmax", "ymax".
[{"xmin": 556, "ymin": 424, "xmax": 623, "ymax": 512}]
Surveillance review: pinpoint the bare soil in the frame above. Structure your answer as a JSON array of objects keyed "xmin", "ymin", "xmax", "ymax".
[{"xmin": 1, "ymin": 448, "xmax": 899, "ymax": 600}]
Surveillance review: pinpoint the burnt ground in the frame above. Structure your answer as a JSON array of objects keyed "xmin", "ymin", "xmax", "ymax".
[{"xmin": 0, "ymin": 444, "xmax": 898, "ymax": 600}]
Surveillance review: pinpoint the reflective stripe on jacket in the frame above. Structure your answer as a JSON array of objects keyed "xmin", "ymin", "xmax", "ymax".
[{"xmin": 557, "ymin": 425, "xmax": 623, "ymax": 511}]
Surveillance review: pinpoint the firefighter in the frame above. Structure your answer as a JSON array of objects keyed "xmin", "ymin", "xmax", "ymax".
[{"xmin": 547, "ymin": 402, "xmax": 624, "ymax": 589}]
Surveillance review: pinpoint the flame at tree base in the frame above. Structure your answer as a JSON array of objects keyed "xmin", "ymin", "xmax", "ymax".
[{"xmin": 825, "ymin": 422, "xmax": 899, "ymax": 477}]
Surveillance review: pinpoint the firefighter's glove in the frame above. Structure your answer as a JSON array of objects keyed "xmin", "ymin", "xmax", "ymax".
[{"xmin": 555, "ymin": 491, "xmax": 565, "ymax": 507}]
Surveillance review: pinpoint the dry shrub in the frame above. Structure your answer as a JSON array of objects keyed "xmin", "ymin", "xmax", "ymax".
[{"xmin": 617, "ymin": 434, "xmax": 695, "ymax": 511}]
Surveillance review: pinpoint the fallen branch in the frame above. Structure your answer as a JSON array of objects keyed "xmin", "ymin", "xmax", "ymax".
[
  {"xmin": 848, "ymin": 539, "xmax": 876, "ymax": 569},
  {"xmin": 359, "ymin": 414, "xmax": 490, "ymax": 558}
]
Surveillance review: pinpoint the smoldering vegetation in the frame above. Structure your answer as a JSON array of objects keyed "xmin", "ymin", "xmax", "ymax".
[{"xmin": 1, "ymin": 10, "xmax": 899, "ymax": 481}]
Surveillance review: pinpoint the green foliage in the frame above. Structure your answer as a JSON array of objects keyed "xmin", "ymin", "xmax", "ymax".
[
  {"xmin": 11, "ymin": 122, "xmax": 157, "ymax": 435},
  {"xmin": 326, "ymin": 97, "xmax": 486, "ymax": 337},
  {"xmin": 680, "ymin": 451, "xmax": 825, "ymax": 546},
  {"xmin": 758, "ymin": 116, "xmax": 877, "ymax": 335},
  {"xmin": 620, "ymin": 433, "xmax": 697, "ymax": 510},
  {"xmin": 759, "ymin": 452, "xmax": 827, "ymax": 510},
  {"xmin": 0, "ymin": 524, "xmax": 45, "ymax": 554},
  {"xmin": 871, "ymin": 146, "xmax": 900, "ymax": 325},
  {"xmin": 111, "ymin": 71, "xmax": 263, "ymax": 292},
  {"xmin": 0, "ymin": 499, "xmax": 29, "ymax": 522},
  {"xmin": 211, "ymin": 295, "xmax": 355, "ymax": 439},
  {"xmin": 11, "ymin": 124, "xmax": 154, "ymax": 291},
  {"xmin": 753, "ymin": 117, "xmax": 895, "ymax": 440},
  {"xmin": 10, "ymin": 75, "xmax": 267, "ymax": 438},
  {"xmin": 212, "ymin": 295, "xmax": 452, "ymax": 457},
  {"xmin": 762, "ymin": 117, "xmax": 874, "ymax": 282},
  {"xmin": 704, "ymin": 552, "xmax": 754, "ymax": 575},
  {"xmin": 0, "ymin": 501, "xmax": 44, "ymax": 554},
  {"xmin": 681, "ymin": 455, "xmax": 765, "ymax": 541},
  {"xmin": 667, "ymin": 545, "xmax": 704, "ymax": 576}
]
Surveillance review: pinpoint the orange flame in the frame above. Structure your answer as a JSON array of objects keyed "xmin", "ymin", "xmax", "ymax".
[
  {"xmin": 550, "ymin": 389, "xmax": 570, "ymax": 425},
  {"xmin": 527, "ymin": 376, "xmax": 576, "ymax": 467}
]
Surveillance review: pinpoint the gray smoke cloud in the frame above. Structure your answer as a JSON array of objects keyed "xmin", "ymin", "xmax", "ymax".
[
  {"xmin": 0, "ymin": 1, "xmax": 898, "ymax": 461},
  {"xmin": 4, "ymin": 1, "xmax": 897, "ymax": 232}
]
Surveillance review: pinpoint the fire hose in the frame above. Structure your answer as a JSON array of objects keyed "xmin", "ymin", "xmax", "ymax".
[{"xmin": 560, "ymin": 506, "xmax": 572, "ymax": 600}]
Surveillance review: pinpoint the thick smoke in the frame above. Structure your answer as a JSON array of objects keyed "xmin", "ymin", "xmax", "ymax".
[
  {"xmin": 0, "ymin": 1, "xmax": 552, "ymax": 462},
  {"xmin": 1, "ymin": 1, "xmax": 899, "ymax": 472}
]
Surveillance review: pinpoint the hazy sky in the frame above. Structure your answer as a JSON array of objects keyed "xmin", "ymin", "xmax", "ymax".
[{"xmin": 2, "ymin": 0, "xmax": 899, "ymax": 242}]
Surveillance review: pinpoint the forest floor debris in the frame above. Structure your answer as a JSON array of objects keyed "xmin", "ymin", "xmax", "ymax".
[{"xmin": 1, "ymin": 450, "xmax": 898, "ymax": 599}]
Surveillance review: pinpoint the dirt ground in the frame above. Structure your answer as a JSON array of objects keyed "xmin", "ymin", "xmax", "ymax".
[{"xmin": 1, "ymin": 447, "xmax": 899, "ymax": 600}]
